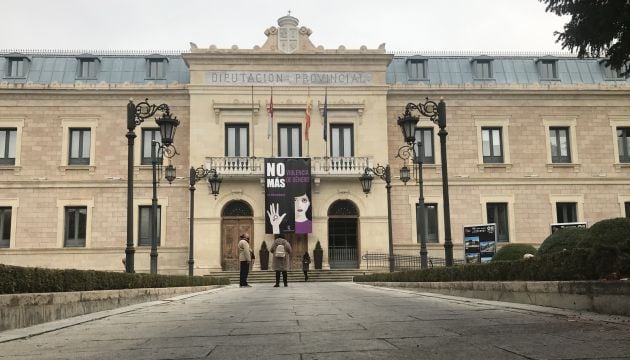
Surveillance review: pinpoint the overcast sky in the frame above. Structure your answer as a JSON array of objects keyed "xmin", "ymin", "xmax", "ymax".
[{"xmin": 1, "ymin": 0, "xmax": 570, "ymax": 54}]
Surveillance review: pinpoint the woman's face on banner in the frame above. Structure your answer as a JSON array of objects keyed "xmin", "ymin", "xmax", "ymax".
[{"xmin": 294, "ymin": 194, "xmax": 310, "ymax": 221}]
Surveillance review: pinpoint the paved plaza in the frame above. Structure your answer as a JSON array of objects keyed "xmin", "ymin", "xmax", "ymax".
[{"xmin": 1, "ymin": 282, "xmax": 629, "ymax": 360}]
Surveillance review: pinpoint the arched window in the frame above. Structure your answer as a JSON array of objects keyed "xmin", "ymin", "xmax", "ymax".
[
  {"xmin": 221, "ymin": 200, "xmax": 253, "ymax": 217},
  {"xmin": 327, "ymin": 200, "xmax": 358, "ymax": 216}
]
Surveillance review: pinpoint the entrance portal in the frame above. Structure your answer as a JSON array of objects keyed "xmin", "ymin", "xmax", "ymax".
[
  {"xmin": 220, "ymin": 200, "xmax": 253, "ymax": 271},
  {"xmin": 327, "ymin": 200, "xmax": 359, "ymax": 269}
]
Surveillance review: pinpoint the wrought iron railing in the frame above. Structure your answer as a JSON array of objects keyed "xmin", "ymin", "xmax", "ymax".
[
  {"xmin": 205, "ymin": 156, "xmax": 371, "ymax": 177},
  {"xmin": 362, "ymin": 252, "xmax": 464, "ymax": 271}
]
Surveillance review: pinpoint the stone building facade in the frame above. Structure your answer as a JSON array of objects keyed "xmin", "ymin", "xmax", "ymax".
[{"xmin": 0, "ymin": 15, "xmax": 629, "ymax": 274}]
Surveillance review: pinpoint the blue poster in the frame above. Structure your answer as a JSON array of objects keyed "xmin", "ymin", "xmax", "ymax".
[{"xmin": 264, "ymin": 158, "xmax": 312, "ymax": 234}]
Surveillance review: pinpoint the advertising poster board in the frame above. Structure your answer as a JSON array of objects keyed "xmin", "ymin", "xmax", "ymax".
[
  {"xmin": 463, "ymin": 223, "xmax": 497, "ymax": 263},
  {"xmin": 550, "ymin": 222, "xmax": 587, "ymax": 234},
  {"xmin": 264, "ymin": 158, "xmax": 312, "ymax": 234}
]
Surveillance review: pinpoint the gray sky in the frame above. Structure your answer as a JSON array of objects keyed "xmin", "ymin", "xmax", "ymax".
[{"xmin": 1, "ymin": 0, "xmax": 570, "ymax": 53}]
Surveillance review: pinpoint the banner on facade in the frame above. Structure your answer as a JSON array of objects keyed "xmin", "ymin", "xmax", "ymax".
[
  {"xmin": 550, "ymin": 222, "xmax": 587, "ymax": 234},
  {"xmin": 264, "ymin": 158, "xmax": 312, "ymax": 234},
  {"xmin": 463, "ymin": 223, "xmax": 497, "ymax": 263}
]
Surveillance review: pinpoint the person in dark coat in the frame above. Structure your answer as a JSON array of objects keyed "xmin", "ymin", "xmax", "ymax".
[
  {"xmin": 302, "ymin": 251, "xmax": 311, "ymax": 281},
  {"xmin": 270, "ymin": 234, "xmax": 292, "ymax": 287}
]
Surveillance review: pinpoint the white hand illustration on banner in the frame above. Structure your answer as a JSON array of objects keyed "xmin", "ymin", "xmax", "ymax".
[{"xmin": 267, "ymin": 203, "xmax": 286, "ymax": 234}]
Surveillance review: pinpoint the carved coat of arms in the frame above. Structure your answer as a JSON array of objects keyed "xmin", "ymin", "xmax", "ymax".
[{"xmin": 278, "ymin": 27, "xmax": 298, "ymax": 54}]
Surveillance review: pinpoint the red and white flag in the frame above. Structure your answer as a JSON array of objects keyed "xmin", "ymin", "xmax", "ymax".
[{"xmin": 305, "ymin": 95, "xmax": 312, "ymax": 140}]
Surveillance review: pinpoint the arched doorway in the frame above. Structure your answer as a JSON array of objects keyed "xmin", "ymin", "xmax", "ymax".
[
  {"xmin": 220, "ymin": 200, "xmax": 253, "ymax": 271},
  {"xmin": 327, "ymin": 199, "xmax": 359, "ymax": 269}
]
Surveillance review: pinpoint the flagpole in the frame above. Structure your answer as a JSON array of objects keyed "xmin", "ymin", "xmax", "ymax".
[
  {"xmin": 306, "ymin": 87, "xmax": 310, "ymax": 157},
  {"xmin": 270, "ymin": 87, "xmax": 273, "ymax": 156},
  {"xmin": 324, "ymin": 87, "xmax": 328, "ymax": 160},
  {"xmin": 251, "ymin": 85, "xmax": 255, "ymax": 158}
]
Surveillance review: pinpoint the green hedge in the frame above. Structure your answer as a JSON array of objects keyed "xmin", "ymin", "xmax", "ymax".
[
  {"xmin": 0, "ymin": 264, "xmax": 230, "ymax": 294},
  {"xmin": 581, "ymin": 217, "xmax": 630, "ymax": 276},
  {"xmin": 355, "ymin": 249, "xmax": 597, "ymax": 283},
  {"xmin": 538, "ymin": 228, "xmax": 588, "ymax": 256},
  {"xmin": 492, "ymin": 244, "xmax": 537, "ymax": 261}
]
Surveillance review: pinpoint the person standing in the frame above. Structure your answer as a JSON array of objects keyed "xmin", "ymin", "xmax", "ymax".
[
  {"xmin": 238, "ymin": 233, "xmax": 252, "ymax": 288},
  {"xmin": 302, "ymin": 251, "xmax": 311, "ymax": 281},
  {"xmin": 271, "ymin": 234, "xmax": 292, "ymax": 287}
]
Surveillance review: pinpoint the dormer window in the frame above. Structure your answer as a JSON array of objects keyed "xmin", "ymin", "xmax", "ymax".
[
  {"xmin": 406, "ymin": 56, "xmax": 428, "ymax": 80},
  {"xmin": 537, "ymin": 57, "xmax": 559, "ymax": 80},
  {"xmin": 145, "ymin": 55, "xmax": 168, "ymax": 79},
  {"xmin": 76, "ymin": 55, "xmax": 100, "ymax": 79},
  {"xmin": 5, "ymin": 54, "xmax": 29, "ymax": 78},
  {"xmin": 600, "ymin": 59, "xmax": 627, "ymax": 80},
  {"xmin": 471, "ymin": 56, "xmax": 493, "ymax": 79}
]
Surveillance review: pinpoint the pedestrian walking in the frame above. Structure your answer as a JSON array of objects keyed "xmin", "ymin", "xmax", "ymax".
[
  {"xmin": 238, "ymin": 233, "xmax": 252, "ymax": 287},
  {"xmin": 302, "ymin": 251, "xmax": 311, "ymax": 281},
  {"xmin": 270, "ymin": 234, "xmax": 292, "ymax": 287}
]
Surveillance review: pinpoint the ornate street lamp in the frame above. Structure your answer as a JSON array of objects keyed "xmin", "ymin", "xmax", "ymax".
[
  {"xmin": 149, "ymin": 118, "xmax": 179, "ymax": 274},
  {"xmin": 359, "ymin": 164, "xmax": 395, "ymax": 272},
  {"xmin": 126, "ymin": 98, "xmax": 173, "ymax": 274},
  {"xmin": 397, "ymin": 97, "xmax": 453, "ymax": 267},
  {"xmin": 188, "ymin": 166, "xmax": 221, "ymax": 276}
]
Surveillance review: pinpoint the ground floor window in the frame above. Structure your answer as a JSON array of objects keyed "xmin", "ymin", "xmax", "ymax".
[
  {"xmin": 556, "ymin": 202, "xmax": 577, "ymax": 223},
  {"xmin": 64, "ymin": 206, "xmax": 87, "ymax": 247},
  {"xmin": 423, "ymin": 203, "xmax": 439, "ymax": 243},
  {"xmin": 625, "ymin": 202, "xmax": 630, "ymax": 218},
  {"xmin": 0, "ymin": 207, "xmax": 11, "ymax": 248},
  {"xmin": 487, "ymin": 202, "xmax": 509, "ymax": 242},
  {"xmin": 139, "ymin": 206, "xmax": 161, "ymax": 246}
]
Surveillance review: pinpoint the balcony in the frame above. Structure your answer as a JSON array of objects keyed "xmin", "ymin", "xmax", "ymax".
[{"xmin": 205, "ymin": 156, "xmax": 371, "ymax": 178}]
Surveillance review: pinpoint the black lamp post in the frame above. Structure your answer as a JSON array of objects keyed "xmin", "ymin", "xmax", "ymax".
[
  {"xmin": 188, "ymin": 166, "xmax": 221, "ymax": 277},
  {"xmin": 397, "ymin": 98, "xmax": 453, "ymax": 267},
  {"xmin": 149, "ymin": 109, "xmax": 180, "ymax": 274},
  {"xmin": 359, "ymin": 164, "xmax": 394, "ymax": 272},
  {"xmin": 126, "ymin": 98, "xmax": 173, "ymax": 274}
]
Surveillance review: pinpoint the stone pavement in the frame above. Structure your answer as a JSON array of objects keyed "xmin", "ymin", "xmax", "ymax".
[{"xmin": 1, "ymin": 282, "xmax": 629, "ymax": 360}]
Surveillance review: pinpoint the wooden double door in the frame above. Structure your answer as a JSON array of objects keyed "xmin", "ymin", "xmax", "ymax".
[
  {"xmin": 221, "ymin": 218, "xmax": 308, "ymax": 271},
  {"xmin": 221, "ymin": 218, "xmax": 253, "ymax": 271}
]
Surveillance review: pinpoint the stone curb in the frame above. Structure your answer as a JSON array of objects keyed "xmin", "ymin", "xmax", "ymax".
[{"xmin": 358, "ymin": 281, "xmax": 630, "ymax": 317}]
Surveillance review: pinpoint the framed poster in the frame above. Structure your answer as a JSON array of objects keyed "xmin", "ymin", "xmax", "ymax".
[
  {"xmin": 463, "ymin": 223, "xmax": 497, "ymax": 263},
  {"xmin": 264, "ymin": 158, "xmax": 312, "ymax": 234},
  {"xmin": 550, "ymin": 222, "xmax": 587, "ymax": 234}
]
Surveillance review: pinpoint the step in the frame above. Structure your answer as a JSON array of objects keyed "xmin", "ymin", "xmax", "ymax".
[{"xmin": 206, "ymin": 270, "xmax": 373, "ymax": 283}]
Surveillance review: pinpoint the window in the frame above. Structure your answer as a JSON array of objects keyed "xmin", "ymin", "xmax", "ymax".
[
  {"xmin": 626, "ymin": 202, "xmax": 630, "ymax": 218},
  {"xmin": 330, "ymin": 124, "xmax": 353, "ymax": 157},
  {"xmin": 64, "ymin": 206, "xmax": 87, "ymax": 247},
  {"xmin": 602, "ymin": 62, "xmax": 627, "ymax": 80},
  {"xmin": 539, "ymin": 60, "xmax": 558, "ymax": 79},
  {"xmin": 225, "ymin": 124, "xmax": 249, "ymax": 157},
  {"xmin": 0, "ymin": 207, "xmax": 11, "ymax": 248},
  {"xmin": 414, "ymin": 128, "xmax": 434, "ymax": 164},
  {"xmin": 617, "ymin": 127, "xmax": 630, "ymax": 163},
  {"xmin": 482, "ymin": 127, "xmax": 503, "ymax": 163},
  {"xmin": 0, "ymin": 128, "xmax": 16, "ymax": 165},
  {"xmin": 278, "ymin": 124, "xmax": 301, "ymax": 157},
  {"xmin": 138, "ymin": 206, "xmax": 161, "ymax": 246},
  {"xmin": 6, "ymin": 57, "xmax": 28, "ymax": 78},
  {"xmin": 556, "ymin": 202, "xmax": 577, "ymax": 223},
  {"xmin": 487, "ymin": 203, "xmax": 509, "ymax": 242},
  {"xmin": 473, "ymin": 60, "xmax": 492, "ymax": 79},
  {"xmin": 141, "ymin": 128, "xmax": 162, "ymax": 165},
  {"xmin": 146, "ymin": 58, "xmax": 166, "ymax": 79},
  {"xmin": 69, "ymin": 128, "xmax": 91, "ymax": 165},
  {"xmin": 424, "ymin": 203, "xmax": 438, "ymax": 243},
  {"xmin": 406, "ymin": 58, "xmax": 427, "ymax": 80},
  {"xmin": 550, "ymin": 127, "xmax": 571, "ymax": 163},
  {"xmin": 77, "ymin": 58, "xmax": 98, "ymax": 79}
]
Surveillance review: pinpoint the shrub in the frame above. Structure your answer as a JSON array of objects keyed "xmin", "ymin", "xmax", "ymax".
[
  {"xmin": 537, "ymin": 228, "xmax": 588, "ymax": 256},
  {"xmin": 492, "ymin": 244, "xmax": 537, "ymax": 261},
  {"xmin": 580, "ymin": 217, "xmax": 630, "ymax": 277},
  {"xmin": 0, "ymin": 264, "xmax": 230, "ymax": 294},
  {"xmin": 315, "ymin": 240, "xmax": 322, "ymax": 250}
]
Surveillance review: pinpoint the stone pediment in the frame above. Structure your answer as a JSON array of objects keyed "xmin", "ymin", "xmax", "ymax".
[{"xmin": 189, "ymin": 14, "xmax": 385, "ymax": 55}]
